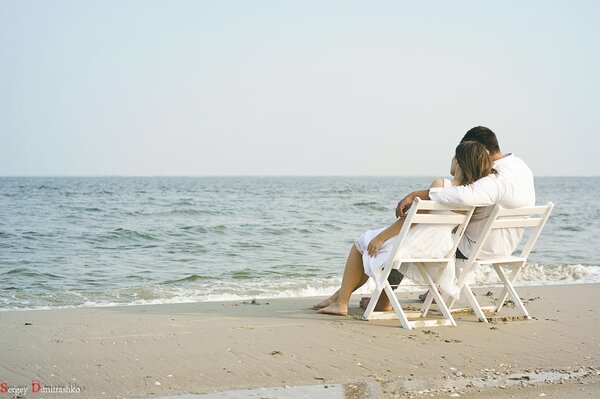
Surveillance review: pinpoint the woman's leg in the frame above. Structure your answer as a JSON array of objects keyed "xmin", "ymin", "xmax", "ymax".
[
  {"xmin": 318, "ymin": 245, "xmax": 369, "ymax": 316},
  {"xmin": 313, "ymin": 244, "xmax": 369, "ymax": 309}
]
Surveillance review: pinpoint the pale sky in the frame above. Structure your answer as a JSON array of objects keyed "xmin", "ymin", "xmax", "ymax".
[{"xmin": 1, "ymin": 1, "xmax": 599, "ymax": 176}]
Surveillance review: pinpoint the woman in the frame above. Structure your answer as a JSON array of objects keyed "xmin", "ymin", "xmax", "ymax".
[{"xmin": 314, "ymin": 141, "xmax": 494, "ymax": 316}]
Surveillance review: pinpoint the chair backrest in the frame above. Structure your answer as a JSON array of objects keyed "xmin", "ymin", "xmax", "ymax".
[
  {"xmin": 468, "ymin": 202, "xmax": 555, "ymax": 262},
  {"xmin": 390, "ymin": 198, "xmax": 476, "ymax": 261}
]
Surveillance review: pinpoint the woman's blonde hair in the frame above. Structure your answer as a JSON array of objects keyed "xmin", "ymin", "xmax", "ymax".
[{"xmin": 455, "ymin": 141, "xmax": 494, "ymax": 185}]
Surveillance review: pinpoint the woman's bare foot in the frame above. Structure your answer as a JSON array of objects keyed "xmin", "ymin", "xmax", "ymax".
[
  {"xmin": 312, "ymin": 292, "xmax": 340, "ymax": 309},
  {"xmin": 317, "ymin": 302, "xmax": 348, "ymax": 316},
  {"xmin": 312, "ymin": 297, "xmax": 335, "ymax": 309},
  {"xmin": 359, "ymin": 296, "xmax": 393, "ymax": 312},
  {"xmin": 312, "ymin": 291, "xmax": 340, "ymax": 309}
]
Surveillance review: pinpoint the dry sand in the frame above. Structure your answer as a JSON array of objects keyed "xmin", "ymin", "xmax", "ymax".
[{"xmin": 1, "ymin": 283, "xmax": 599, "ymax": 398}]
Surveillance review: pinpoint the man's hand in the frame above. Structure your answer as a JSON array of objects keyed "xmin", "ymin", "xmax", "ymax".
[
  {"xmin": 367, "ymin": 235, "xmax": 386, "ymax": 257},
  {"xmin": 395, "ymin": 193, "xmax": 415, "ymax": 218}
]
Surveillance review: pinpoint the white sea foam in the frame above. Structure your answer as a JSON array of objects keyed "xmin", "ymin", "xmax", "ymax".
[
  {"xmin": 467, "ymin": 263, "xmax": 600, "ymax": 286},
  {"xmin": 3, "ymin": 263, "xmax": 599, "ymax": 312}
]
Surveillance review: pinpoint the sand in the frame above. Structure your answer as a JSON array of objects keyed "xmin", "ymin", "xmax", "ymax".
[{"xmin": 1, "ymin": 283, "xmax": 599, "ymax": 398}]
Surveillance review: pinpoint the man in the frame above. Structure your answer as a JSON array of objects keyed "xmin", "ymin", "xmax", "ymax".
[{"xmin": 360, "ymin": 126, "xmax": 535, "ymax": 311}]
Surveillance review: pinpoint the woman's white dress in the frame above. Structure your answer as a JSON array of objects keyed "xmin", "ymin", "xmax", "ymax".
[{"xmin": 354, "ymin": 179, "xmax": 461, "ymax": 299}]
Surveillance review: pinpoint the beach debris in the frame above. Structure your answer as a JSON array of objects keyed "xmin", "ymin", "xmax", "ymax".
[
  {"xmin": 314, "ymin": 376, "xmax": 325, "ymax": 381},
  {"xmin": 487, "ymin": 315, "xmax": 528, "ymax": 323},
  {"xmin": 422, "ymin": 329, "xmax": 439, "ymax": 336},
  {"xmin": 154, "ymin": 381, "xmax": 161, "ymax": 386},
  {"xmin": 509, "ymin": 375, "xmax": 530, "ymax": 381},
  {"xmin": 232, "ymin": 325, "xmax": 255, "ymax": 330},
  {"xmin": 269, "ymin": 350, "xmax": 282, "ymax": 356},
  {"xmin": 539, "ymin": 394, "xmax": 546, "ymax": 397},
  {"xmin": 444, "ymin": 339, "xmax": 462, "ymax": 343},
  {"xmin": 449, "ymin": 393, "xmax": 460, "ymax": 397},
  {"xmin": 24, "ymin": 322, "xmax": 32, "ymax": 326},
  {"xmin": 485, "ymin": 291, "xmax": 494, "ymax": 297}
]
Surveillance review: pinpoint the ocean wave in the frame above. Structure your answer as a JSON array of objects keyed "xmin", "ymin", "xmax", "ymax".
[
  {"xmin": 260, "ymin": 226, "xmax": 313, "ymax": 235},
  {"xmin": 353, "ymin": 201, "xmax": 388, "ymax": 211},
  {"xmin": 467, "ymin": 263, "xmax": 600, "ymax": 286},
  {"xmin": 1, "ymin": 267, "xmax": 62, "ymax": 279},
  {"xmin": 180, "ymin": 225, "xmax": 208, "ymax": 234},
  {"xmin": 168, "ymin": 208, "xmax": 212, "ymax": 215},
  {"xmin": 160, "ymin": 274, "xmax": 211, "ymax": 284},
  {"xmin": 561, "ymin": 226, "xmax": 584, "ymax": 232},
  {"xmin": 104, "ymin": 228, "xmax": 157, "ymax": 241},
  {"xmin": 230, "ymin": 270, "xmax": 257, "ymax": 279},
  {"xmin": 174, "ymin": 200, "xmax": 195, "ymax": 206},
  {"xmin": 2, "ymin": 264, "xmax": 600, "ymax": 312},
  {"xmin": 21, "ymin": 231, "xmax": 47, "ymax": 239}
]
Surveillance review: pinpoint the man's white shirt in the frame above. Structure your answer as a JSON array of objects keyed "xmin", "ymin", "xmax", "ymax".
[{"xmin": 429, "ymin": 154, "xmax": 535, "ymax": 258}]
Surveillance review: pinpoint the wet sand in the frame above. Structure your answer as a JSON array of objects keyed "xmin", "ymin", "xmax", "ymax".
[{"xmin": 1, "ymin": 283, "xmax": 599, "ymax": 398}]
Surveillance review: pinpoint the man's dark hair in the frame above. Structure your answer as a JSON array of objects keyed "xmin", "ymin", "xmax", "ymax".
[{"xmin": 461, "ymin": 126, "xmax": 500, "ymax": 154}]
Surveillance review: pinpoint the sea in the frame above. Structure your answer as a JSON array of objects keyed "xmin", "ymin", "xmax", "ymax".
[{"xmin": 0, "ymin": 176, "xmax": 598, "ymax": 311}]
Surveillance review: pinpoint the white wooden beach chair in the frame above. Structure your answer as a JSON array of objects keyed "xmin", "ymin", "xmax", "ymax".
[
  {"xmin": 362, "ymin": 198, "xmax": 476, "ymax": 330},
  {"xmin": 445, "ymin": 202, "xmax": 555, "ymax": 322}
]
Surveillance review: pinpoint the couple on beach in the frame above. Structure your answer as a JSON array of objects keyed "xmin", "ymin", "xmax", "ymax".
[{"xmin": 314, "ymin": 126, "xmax": 535, "ymax": 316}]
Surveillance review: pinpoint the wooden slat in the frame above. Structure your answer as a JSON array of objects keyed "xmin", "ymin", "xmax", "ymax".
[
  {"xmin": 476, "ymin": 256, "xmax": 525, "ymax": 265},
  {"xmin": 365, "ymin": 311, "xmax": 425, "ymax": 320},
  {"xmin": 415, "ymin": 201, "xmax": 474, "ymax": 212},
  {"xmin": 491, "ymin": 218, "xmax": 542, "ymax": 229},
  {"xmin": 394, "ymin": 257, "xmax": 453, "ymax": 264},
  {"xmin": 408, "ymin": 319, "xmax": 454, "ymax": 328},
  {"xmin": 450, "ymin": 306, "xmax": 497, "ymax": 315},
  {"xmin": 411, "ymin": 214, "xmax": 469, "ymax": 225},
  {"xmin": 496, "ymin": 206, "xmax": 550, "ymax": 217}
]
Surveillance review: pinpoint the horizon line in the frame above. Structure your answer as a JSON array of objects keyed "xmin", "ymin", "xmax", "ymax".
[{"xmin": 1, "ymin": 174, "xmax": 598, "ymax": 178}]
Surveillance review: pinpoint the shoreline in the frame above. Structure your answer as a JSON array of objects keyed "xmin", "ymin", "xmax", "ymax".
[
  {"xmin": 1, "ymin": 284, "xmax": 599, "ymax": 398},
  {"xmin": 3, "ymin": 278, "xmax": 600, "ymax": 314}
]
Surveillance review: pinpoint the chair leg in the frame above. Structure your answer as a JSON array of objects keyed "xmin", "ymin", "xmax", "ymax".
[
  {"xmin": 494, "ymin": 263, "xmax": 524, "ymax": 312},
  {"xmin": 421, "ymin": 291, "xmax": 434, "ymax": 317},
  {"xmin": 383, "ymin": 281, "xmax": 412, "ymax": 329},
  {"xmin": 362, "ymin": 288, "xmax": 380, "ymax": 320},
  {"xmin": 362, "ymin": 271, "xmax": 386, "ymax": 320},
  {"xmin": 462, "ymin": 283, "xmax": 488, "ymax": 322},
  {"xmin": 494, "ymin": 265, "xmax": 529, "ymax": 318},
  {"xmin": 447, "ymin": 260, "xmax": 474, "ymax": 311},
  {"xmin": 418, "ymin": 266, "xmax": 457, "ymax": 327},
  {"xmin": 420, "ymin": 267, "xmax": 444, "ymax": 317}
]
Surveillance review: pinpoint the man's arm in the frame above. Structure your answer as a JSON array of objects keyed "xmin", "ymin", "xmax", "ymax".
[
  {"xmin": 396, "ymin": 175, "xmax": 500, "ymax": 216},
  {"xmin": 429, "ymin": 174, "xmax": 499, "ymax": 206}
]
